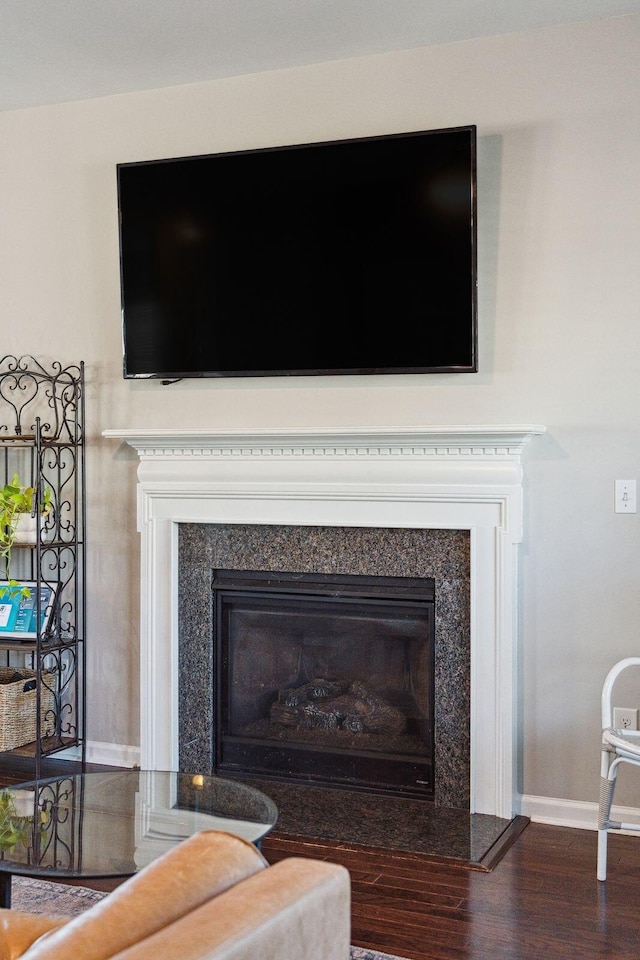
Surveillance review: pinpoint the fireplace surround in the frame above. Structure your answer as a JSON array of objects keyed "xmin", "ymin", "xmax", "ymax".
[
  {"xmin": 104, "ymin": 424, "xmax": 545, "ymax": 819},
  {"xmin": 177, "ymin": 528, "xmax": 464, "ymax": 803}
]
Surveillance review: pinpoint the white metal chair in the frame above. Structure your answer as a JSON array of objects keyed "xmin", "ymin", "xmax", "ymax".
[{"xmin": 597, "ymin": 656, "xmax": 640, "ymax": 881}]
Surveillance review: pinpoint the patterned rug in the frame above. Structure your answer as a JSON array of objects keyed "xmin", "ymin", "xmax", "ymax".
[
  {"xmin": 12, "ymin": 877, "xmax": 107, "ymax": 918},
  {"xmin": 11, "ymin": 877, "xmax": 407, "ymax": 960}
]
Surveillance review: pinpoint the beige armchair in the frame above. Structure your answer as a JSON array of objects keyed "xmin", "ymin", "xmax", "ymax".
[{"xmin": 0, "ymin": 830, "xmax": 351, "ymax": 960}]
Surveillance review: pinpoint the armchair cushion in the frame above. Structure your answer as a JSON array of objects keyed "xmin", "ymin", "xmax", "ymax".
[{"xmin": 0, "ymin": 914, "xmax": 65, "ymax": 960}]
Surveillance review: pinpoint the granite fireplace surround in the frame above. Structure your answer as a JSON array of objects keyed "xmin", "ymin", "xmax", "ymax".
[{"xmin": 178, "ymin": 523, "xmax": 470, "ymax": 809}]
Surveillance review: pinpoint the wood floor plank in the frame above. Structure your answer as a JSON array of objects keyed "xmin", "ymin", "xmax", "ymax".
[{"xmin": 352, "ymin": 883, "xmax": 466, "ymax": 913}]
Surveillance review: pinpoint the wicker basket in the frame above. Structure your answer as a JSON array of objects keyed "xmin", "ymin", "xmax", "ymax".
[{"xmin": 0, "ymin": 667, "xmax": 55, "ymax": 751}]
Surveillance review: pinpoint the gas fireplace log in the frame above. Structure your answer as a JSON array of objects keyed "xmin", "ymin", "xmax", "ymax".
[{"xmin": 270, "ymin": 677, "xmax": 407, "ymax": 735}]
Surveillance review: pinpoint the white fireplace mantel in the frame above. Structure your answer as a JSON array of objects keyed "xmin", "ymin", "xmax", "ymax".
[{"xmin": 104, "ymin": 424, "xmax": 545, "ymax": 819}]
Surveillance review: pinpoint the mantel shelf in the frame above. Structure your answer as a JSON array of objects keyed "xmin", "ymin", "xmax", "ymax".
[{"xmin": 104, "ymin": 424, "xmax": 546, "ymax": 458}]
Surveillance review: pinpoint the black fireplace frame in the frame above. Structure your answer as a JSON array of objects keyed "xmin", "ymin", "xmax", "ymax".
[{"xmin": 212, "ymin": 569, "xmax": 436, "ymax": 799}]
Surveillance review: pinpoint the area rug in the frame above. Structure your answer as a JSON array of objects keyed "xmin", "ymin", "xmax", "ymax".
[
  {"xmin": 12, "ymin": 877, "xmax": 107, "ymax": 918},
  {"xmin": 11, "ymin": 877, "xmax": 407, "ymax": 960}
]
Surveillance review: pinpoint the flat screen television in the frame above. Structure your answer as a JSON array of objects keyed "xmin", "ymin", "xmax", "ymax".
[{"xmin": 117, "ymin": 124, "xmax": 477, "ymax": 380}]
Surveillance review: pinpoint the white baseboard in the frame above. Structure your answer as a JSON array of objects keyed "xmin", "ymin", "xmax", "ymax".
[
  {"xmin": 521, "ymin": 793, "xmax": 640, "ymax": 833},
  {"xmin": 52, "ymin": 741, "xmax": 141, "ymax": 768},
  {"xmin": 86, "ymin": 741, "xmax": 141, "ymax": 767}
]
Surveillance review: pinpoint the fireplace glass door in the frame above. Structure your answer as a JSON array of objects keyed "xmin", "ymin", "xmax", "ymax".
[{"xmin": 214, "ymin": 570, "xmax": 435, "ymax": 798}]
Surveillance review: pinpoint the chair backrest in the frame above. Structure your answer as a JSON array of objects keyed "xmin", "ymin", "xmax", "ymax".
[{"xmin": 601, "ymin": 657, "xmax": 640, "ymax": 728}]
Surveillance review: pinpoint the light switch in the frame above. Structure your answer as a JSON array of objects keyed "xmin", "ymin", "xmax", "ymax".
[{"xmin": 615, "ymin": 479, "xmax": 636, "ymax": 513}]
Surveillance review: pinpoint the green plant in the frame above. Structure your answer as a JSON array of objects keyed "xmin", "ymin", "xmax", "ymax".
[
  {"xmin": 0, "ymin": 474, "xmax": 52, "ymax": 599},
  {"xmin": 0, "ymin": 788, "xmax": 48, "ymax": 853}
]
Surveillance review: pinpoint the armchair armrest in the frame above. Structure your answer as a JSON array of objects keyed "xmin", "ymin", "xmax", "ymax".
[
  {"xmin": 109, "ymin": 857, "xmax": 351, "ymax": 960},
  {"xmin": 18, "ymin": 830, "xmax": 267, "ymax": 960}
]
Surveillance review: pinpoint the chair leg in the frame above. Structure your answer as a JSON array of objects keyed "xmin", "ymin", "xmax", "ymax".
[
  {"xmin": 597, "ymin": 826, "xmax": 608, "ymax": 882},
  {"xmin": 597, "ymin": 765, "xmax": 619, "ymax": 882}
]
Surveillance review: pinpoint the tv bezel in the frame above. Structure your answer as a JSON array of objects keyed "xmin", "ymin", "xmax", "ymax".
[{"xmin": 118, "ymin": 124, "xmax": 478, "ymax": 380}]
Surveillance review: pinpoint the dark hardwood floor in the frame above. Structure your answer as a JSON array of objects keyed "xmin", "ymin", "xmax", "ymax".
[
  {"xmin": 1, "ymin": 760, "xmax": 638, "ymax": 959},
  {"xmin": 261, "ymin": 824, "xmax": 640, "ymax": 960}
]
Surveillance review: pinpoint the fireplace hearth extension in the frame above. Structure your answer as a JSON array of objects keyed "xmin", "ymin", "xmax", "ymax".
[{"xmin": 103, "ymin": 424, "xmax": 545, "ymax": 819}]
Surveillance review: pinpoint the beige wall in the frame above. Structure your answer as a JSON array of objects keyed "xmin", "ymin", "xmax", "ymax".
[{"xmin": 1, "ymin": 15, "xmax": 639, "ymax": 810}]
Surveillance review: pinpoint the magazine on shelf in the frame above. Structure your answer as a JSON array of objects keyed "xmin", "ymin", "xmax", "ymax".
[{"xmin": 0, "ymin": 582, "xmax": 57, "ymax": 640}]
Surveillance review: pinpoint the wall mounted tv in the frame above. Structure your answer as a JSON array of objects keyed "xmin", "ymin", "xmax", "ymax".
[{"xmin": 118, "ymin": 124, "xmax": 477, "ymax": 380}]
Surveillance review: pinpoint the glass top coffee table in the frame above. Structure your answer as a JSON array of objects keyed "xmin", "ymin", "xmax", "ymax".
[{"xmin": 0, "ymin": 769, "xmax": 278, "ymax": 908}]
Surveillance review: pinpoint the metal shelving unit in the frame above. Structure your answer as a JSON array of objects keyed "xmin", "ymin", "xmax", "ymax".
[{"xmin": 0, "ymin": 355, "xmax": 86, "ymax": 775}]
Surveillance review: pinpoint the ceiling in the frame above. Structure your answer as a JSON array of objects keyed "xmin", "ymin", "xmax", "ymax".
[{"xmin": 2, "ymin": 0, "xmax": 640, "ymax": 112}]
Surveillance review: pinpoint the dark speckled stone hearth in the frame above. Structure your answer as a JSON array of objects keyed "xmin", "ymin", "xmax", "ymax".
[{"xmin": 242, "ymin": 778, "xmax": 513, "ymax": 865}]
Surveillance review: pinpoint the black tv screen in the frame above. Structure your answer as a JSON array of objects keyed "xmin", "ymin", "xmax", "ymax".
[{"xmin": 118, "ymin": 125, "xmax": 477, "ymax": 379}]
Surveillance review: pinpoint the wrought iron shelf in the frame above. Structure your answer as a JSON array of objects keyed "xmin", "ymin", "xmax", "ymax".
[
  {"xmin": 0, "ymin": 438, "xmax": 78, "ymax": 446},
  {"xmin": 0, "ymin": 641, "xmax": 37, "ymax": 653},
  {"xmin": 0, "ymin": 355, "xmax": 86, "ymax": 774},
  {"xmin": 11, "ymin": 539, "xmax": 85, "ymax": 550}
]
